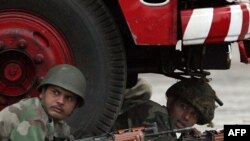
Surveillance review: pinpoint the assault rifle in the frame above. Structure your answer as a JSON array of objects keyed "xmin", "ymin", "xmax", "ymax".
[
  {"xmin": 68, "ymin": 122, "xmax": 194, "ymax": 141},
  {"xmin": 178, "ymin": 130, "xmax": 224, "ymax": 141}
]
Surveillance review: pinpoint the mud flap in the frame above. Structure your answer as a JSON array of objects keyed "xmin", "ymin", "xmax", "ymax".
[{"xmin": 238, "ymin": 41, "xmax": 250, "ymax": 64}]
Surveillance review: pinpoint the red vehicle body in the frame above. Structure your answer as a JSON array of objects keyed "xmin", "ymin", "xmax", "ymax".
[{"xmin": 0, "ymin": 0, "xmax": 249, "ymax": 137}]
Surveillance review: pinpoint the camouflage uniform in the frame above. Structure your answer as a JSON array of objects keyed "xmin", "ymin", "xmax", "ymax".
[
  {"xmin": 0, "ymin": 97, "xmax": 70, "ymax": 141},
  {"xmin": 113, "ymin": 79, "xmax": 177, "ymax": 141},
  {"xmin": 114, "ymin": 100, "xmax": 177, "ymax": 141}
]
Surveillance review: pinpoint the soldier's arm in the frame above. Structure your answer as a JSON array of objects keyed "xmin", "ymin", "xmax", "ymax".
[
  {"xmin": 9, "ymin": 122, "xmax": 46, "ymax": 141},
  {"xmin": 0, "ymin": 107, "xmax": 19, "ymax": 138}
]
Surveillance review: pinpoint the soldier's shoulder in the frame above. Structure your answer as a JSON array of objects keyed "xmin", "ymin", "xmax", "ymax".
[
  {"xmin": 143, "ymin": 100, "xmax": 167, "ymax": 112},
  {"xmin": 0, "ymin": 97, "xmax": 45, "ymax": 121}
]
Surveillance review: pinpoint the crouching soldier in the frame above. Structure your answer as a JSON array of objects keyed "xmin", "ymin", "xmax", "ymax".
[
  {"xmin": 0, "ymin": 64, "xmax": 86, "ymax": 141},
  {"xmin": 113, "ymin": 78, "xmax": 223, "ymax": 141}
]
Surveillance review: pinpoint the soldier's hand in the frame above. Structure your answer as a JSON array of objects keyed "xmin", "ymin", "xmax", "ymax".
[
  {"xmin": 134, "ymin": 131, "xmax": 144, "ymax": 141},
  {"xmin": 190, "ymin": 128, "xmax": 201, "ymax": 137}
]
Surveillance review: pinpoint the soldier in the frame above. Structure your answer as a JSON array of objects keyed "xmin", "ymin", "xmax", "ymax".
[
  {"xmin": 113, "ymin": 78, "xmax": 222, "ymax": 141},
  {"xmin": 0, "ymin": 64, "xmax": 86, "ymax": 141}
]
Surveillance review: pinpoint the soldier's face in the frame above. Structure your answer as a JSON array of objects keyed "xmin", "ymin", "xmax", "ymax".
[
  {"xmin": 168, "ymin": 99, "xmax": 199, "ymax": 129},
  {"xmin": 40, "ymin": 85, "xmax": 78, "ymax": 121}
]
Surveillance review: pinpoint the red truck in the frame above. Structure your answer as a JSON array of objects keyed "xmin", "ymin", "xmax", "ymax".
[{"xmin": 0, "ymin": 0, "xmax": 250, "ymax": 137}]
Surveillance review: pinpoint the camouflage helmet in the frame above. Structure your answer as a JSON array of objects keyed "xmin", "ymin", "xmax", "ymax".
[
  {"xmin": 166, "ymin": 78, "xmax": 219, "ymax": 125},
  {"xmin": 38, "ymin": 64, "xmax": 86, "ymax": 107}
]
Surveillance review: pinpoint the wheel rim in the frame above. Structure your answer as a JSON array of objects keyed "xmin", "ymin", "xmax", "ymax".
[{"xmin": 0, "ymin": 10, "xmax": 73, "ymax": 109}]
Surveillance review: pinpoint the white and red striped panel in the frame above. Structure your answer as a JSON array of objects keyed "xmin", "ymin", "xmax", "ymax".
[{"xmin": 181, "ymin": 3, "xmax": 250, "ymax": 45}]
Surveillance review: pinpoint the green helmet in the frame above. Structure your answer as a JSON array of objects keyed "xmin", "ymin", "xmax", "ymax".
[
  {"xmin": 166, "ymin": 78, "xmax": 220, "ymax": 125},
  {"xmin": 38, "ymin": 64, "xmax": 86, "ymax": 107}
]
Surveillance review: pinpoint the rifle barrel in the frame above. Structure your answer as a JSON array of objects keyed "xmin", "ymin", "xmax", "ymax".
[{"xmin": 145, "ymin": 127, "xmax": 194, "ymax": 137}]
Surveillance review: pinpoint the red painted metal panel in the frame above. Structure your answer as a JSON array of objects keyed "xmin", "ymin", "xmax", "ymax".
[
  {"xmin": 181, "ymin": 3, "xmax": 250, "ymax": 45},
  {"xmin": 239, "ymin": 41, "xmax": 250, "ymax": 64},
  {"xmin": 118, "ymin": 0, "xmax": 177, "ymax": 45},
  {"xmin": 205, "ymin": 6, "xmax": 231, "ymax": 43},
  {"xmin": 238, "ymin": 4, "xmax": 250, "ymax": 40}
]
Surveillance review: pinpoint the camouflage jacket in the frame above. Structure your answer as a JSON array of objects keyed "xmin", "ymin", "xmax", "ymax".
[
  {"xmin": 113, "ymin": 99, "xmax": 177, "ymax": 141},
  {"xmin": 0, "ymin": 97, "xmax": 70, "ymax": 141}
]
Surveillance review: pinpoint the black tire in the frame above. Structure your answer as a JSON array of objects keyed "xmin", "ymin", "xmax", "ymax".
[{"xmin": 0, "ymin": 0, "xmax": 126, "ymax": 137}]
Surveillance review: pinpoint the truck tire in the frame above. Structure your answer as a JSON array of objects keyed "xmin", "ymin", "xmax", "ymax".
[{"xmin": 0, "ymin": 0, "xmax": 126, "ymax": 137}]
